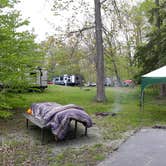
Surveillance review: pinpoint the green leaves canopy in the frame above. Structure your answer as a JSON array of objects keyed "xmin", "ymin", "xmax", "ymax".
[
  {"xmin": 134, "ymin": 0, "xmax": 166, "ymax": 78},
  {"xmin": 0, "ymin": 1, "xmax": 43, "ymax": 89}
]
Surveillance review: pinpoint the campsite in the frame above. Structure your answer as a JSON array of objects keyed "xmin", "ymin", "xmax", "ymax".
[
  {"xmin": 0, "ymin": 0, "xmax": 166, "ymax": 166},
  {"xmin": 1, "ymin": 85, "xmax": 166, "ymax": 165}
]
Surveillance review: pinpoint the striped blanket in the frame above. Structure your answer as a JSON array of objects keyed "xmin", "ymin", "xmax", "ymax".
[{"xmin": 30, "ymin": 102, "xmax": 92, "ymax": 140}]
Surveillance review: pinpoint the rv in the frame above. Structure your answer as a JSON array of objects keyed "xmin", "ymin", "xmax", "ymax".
[
  {"xmin": 29, "ymin": 68, "xmax": 48, "ymax": 90},
  {"xmin": 53, "ymin": 74, "xmax": 83, "ymax": 86},
  {"xmin": 0, "ymin": 68, "xmax": 48, "ymax": 91}
]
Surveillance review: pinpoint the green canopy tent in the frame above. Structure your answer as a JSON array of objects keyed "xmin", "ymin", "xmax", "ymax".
[{"xmin": 140, "ymin": 66, "xmax": 166, "ymax": 110}]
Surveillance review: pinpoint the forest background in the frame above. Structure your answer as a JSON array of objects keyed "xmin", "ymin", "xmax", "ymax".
[{"xmin": 0, "ymin": 0, "xmax": 165, "ymax": 114}]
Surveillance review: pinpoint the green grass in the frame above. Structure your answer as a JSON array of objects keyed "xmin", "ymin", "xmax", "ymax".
[
  {"xmin": 4, "ymin": 86, "xmax": 134, "ymax": 111},
  {"xmin": 4, "ymin": 85, "xmax": 114, "ymax": 114},
  {"xmin": 2, "ymin": 85, "xmax": 166, "ymax": 129},
  {"xmin": 3, "ymin": 85, "xmax": 166, "ymax": 140},
  {"xmin": 3, "ymin": 85, "xmax": 166, "ymax": 123}
]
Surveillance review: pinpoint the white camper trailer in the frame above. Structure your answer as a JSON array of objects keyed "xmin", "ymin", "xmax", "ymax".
[
  {"xmin": 29, "ymin": 68, "xmax": 48, "ymax": 90},
  {"xmin": 53, "ymin": 74, "xmax": 83, "ymax": 86},
  {"xmin": 0, "ymin": 68, "xmax": 48, "ymax": 91}
]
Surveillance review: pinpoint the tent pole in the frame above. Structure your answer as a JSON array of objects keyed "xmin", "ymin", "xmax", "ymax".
[{"xmin": 140, "ymin": 90, "xmax": 144, "ymax": 111}]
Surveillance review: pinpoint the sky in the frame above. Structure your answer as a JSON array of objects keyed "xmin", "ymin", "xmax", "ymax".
[
  {"xmin": 15, "ymin": 0, "xmax": 56, "ymax": 42},
  {"xmin": 15, "ymin": 0, "xmax": 143, "ymax": 43}
]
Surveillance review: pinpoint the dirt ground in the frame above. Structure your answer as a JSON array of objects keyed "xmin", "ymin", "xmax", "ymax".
[
  {"xmin": 0, "ymin": 110, "xmax": 103, "ymax": 165},
  {"xmin": 0, "ymin": 109, "xmax": 136, "ymax": 166}
]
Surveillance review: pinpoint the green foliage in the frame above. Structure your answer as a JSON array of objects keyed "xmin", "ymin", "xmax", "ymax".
[
  {"xmin": 134, "ymin": 0, "xmax": 166, "ymax": 78},
  {"xmin": 0, "ymin": 1, "xmax": 43, "ymax": 90},
  {"xmin": 139, "ymin": 0, "xmax": 156, "ymax": 19},
  {"xmin": 0, "ymin": 0, "xmax": 16, "ymax": 8},
  {"xmin": 0, "ymin": 0, "xmax": 44, "ymax": 116},
  {"xmin": 0, "ymin": 110, "xmax": 13, "ymax": 118},
  {"xmin": 135, "ymin": 26, "xmax": 166, "ymax": 74},
  {"xmin": 42, "ymin": 36, "xmax": 88, "ymax": 80},
  {"xmin": 105, "ymin": 54, "xmax": 135, "ymax": 80},
  {"xmin": 0, "ymin": 93, "xmax": 13, "ymax": 118}
]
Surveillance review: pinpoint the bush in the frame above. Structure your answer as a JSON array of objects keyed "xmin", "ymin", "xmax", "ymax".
[{"xmin": 0, "ymin": 110, "xmax": 13, "ymax": 119}]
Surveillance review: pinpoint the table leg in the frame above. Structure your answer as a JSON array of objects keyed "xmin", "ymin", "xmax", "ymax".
[
  {"xmin": 26, "ymin": 119, "xmax": 28, "ymax": 128},
  {"xmin": 85, "ymin": 127, "xmax": 87, "ymax": 136},
  {"xmin": 41, "ymin": 128, "xmax": 44, "ymax": 145},
  {"xmin": 74, "ymin": 120, "xmax": 77, "ymax": 138}
]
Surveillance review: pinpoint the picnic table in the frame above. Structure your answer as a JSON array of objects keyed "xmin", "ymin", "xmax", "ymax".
[{"xmin": 23, "ymin": 113, "xmax": 88, "ymax": 144}]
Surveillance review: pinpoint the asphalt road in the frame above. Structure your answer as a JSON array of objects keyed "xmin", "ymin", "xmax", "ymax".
[{"xmin": 98, "ymin": 128, "xmax": 166, "ymax": 166}]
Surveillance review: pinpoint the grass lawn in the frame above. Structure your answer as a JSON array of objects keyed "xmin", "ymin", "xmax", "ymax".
[{"xmin": 1, "ymin": 85, "xmax": 166, "ymax": 165}]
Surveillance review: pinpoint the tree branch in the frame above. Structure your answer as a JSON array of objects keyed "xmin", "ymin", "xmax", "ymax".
[
  {"xmin": 65, "ymin": 26, "xmax": 95, "ymax": 62},
  {"xmin": 100, "ymin": 0, "xmax": 107, "ymax": 5},
  {"xmin": 67, "ymin": 26, "xmax": 95, "ymax": 37},
  {"xmin": 112, "ymin": 0, "xmax": 122, "ymax": 28}
]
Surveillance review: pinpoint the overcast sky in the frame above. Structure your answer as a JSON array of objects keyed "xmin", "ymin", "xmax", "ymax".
[
  {"xmin": 15, "ymin": 0, "xmax": 143, "ymax": 42},
  {"xmin": 15, "ymin": 0, "xmax": 56, "ymax": 42}
]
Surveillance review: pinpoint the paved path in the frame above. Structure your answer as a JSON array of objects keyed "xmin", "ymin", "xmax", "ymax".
[{"xmin": 98, "ymin": 128, "xmax": 166, "ymax": 166}]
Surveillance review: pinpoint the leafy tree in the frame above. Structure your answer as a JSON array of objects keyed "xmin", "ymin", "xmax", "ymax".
[
  {"xmin": 41, "ymin": 36, "xmax": 86, "ymax": 80},
  {"xmin": 52, "ymin": 0, "xmax": 106, "ymax": 102},
  {"xmin": 0, "ymin": 0, "xmax": 43, "ymax": 116},
  {"xmin": 134, "ymin": 0, "xmax": 166, "ymax": 77},
  {"xmin": 0, "ymin": 0, "xmax": 43, "ymax": 90}
]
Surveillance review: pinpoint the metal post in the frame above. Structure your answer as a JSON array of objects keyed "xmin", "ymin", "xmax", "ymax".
[{"xmin": 140, "ymin": 90, "xmax": 144, "ymax": 111}]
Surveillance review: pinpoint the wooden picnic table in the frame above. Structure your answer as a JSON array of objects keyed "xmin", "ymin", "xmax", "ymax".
[{"xmin": 23, "ymin": 113, "xmax": 88, "ymax": 144}]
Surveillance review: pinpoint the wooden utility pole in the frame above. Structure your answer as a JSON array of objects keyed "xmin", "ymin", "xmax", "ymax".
[{"xmin": 94, "ymin": 0, "xmax": 106, "ymax": 102}]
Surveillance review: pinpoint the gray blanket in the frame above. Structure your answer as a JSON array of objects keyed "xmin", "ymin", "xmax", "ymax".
[{"xmin": 30, "ymin": 102, "xmax": 92, "ymax": 140}]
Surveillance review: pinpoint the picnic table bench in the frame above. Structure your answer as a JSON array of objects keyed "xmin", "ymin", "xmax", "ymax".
[{"xmin": 23, "ymin": 113, "xmax": 88, "ymax": 144}]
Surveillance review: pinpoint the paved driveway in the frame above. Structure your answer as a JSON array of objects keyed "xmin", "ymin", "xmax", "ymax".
[{"xmin": 98, "ymin": 128, "xmax": 166, "ymax": 166}]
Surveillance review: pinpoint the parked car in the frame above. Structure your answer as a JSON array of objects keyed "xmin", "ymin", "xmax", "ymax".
[
  {"xmin": 85, "ymin": 82, "xmax": 96, "ymax": 87},
  {"xmin": 123, "ymin": 80, "xmax": 135, "ymax": 87},
  {"xmin": 104, "ymin": 77, "xmax": 114, "ymax": 86},
  {"xmin": 47, "ymin": 81, "xmax": 53, "ymax": 84}
]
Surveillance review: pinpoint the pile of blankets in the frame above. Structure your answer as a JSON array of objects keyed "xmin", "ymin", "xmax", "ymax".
[{"xmin": 30, "ymin": 102, "xmax": 92, "ymax": 140}]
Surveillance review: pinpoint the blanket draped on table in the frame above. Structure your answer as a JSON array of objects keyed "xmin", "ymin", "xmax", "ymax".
[{"xmin": 30, "ymin": 102, "xmax": 92, "ymax": 140}]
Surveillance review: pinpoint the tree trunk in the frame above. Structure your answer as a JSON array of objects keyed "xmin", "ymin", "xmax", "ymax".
[
  {"xmin": 160, "ymin": 84, "xmax": 166, "ymax": 97},
  {"xmin": 154, "ymin": 0, "xmax": 160, "ymax": 29},
  {"xmin": 94, "ymin": 0, "xmax": 106, "ymax": 102}
]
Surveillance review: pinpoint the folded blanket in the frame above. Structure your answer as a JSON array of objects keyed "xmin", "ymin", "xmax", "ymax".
[{"xmin": 30, "ymin": 102, "xmax": 92, "ymax": 140}]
